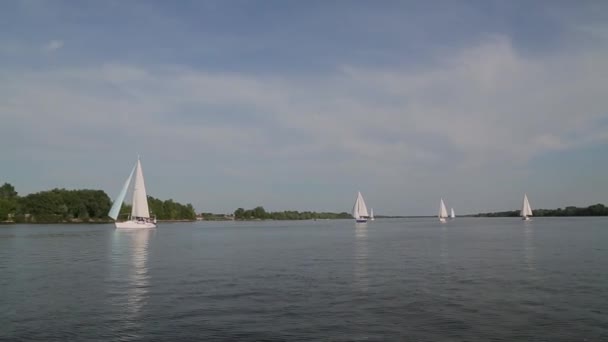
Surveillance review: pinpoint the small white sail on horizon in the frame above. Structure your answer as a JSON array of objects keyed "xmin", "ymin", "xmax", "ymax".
[
  {"xmin": 439, "ymin": 199, "xmax": 448, "ymax": 223},
  {"xmin": 521, "ymin": 194, "xmax": 533, "ymax": 221},
  {"xmin": 450, "ymin": 208, "xmax": 455, "ymax": 219},
  {"xmin": 109, "ymin": 158, "xmax": 156, "ymax": 229},
  {"xmin": 352, "ymin": 191, "xmax": 369, "ymax": 223},
  {"xmin": 370, "ymin": 208, "xmax": 375, "ymax": 221}
]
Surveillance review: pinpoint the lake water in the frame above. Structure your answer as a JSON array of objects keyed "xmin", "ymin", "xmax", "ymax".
[{"xmin": 1, "ymin": 218, "xmax": 607, "ymax": 341}]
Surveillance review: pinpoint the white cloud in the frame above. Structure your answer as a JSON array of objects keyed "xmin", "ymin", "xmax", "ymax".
[
  {"xmin": 1, "ymin": 35, "xmax": 608, "ymax": 213},
  {"xmin": 43, "ymin": 39, "xmax": 64, "ymax": 52}
]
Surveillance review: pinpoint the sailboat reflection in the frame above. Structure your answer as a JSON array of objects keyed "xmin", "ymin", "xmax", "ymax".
[
  {"xmin": 439, "ymin": 225, "xmax": 449, "ymax": 267},
  {"xmin": 437, "ymin": 225, "xmax": 452, "ymax": 288},
  {"xmin": 111, "ymin": 229, "xmax": 153, "ymax": 321},
  {"xmin": 523, "ymin": 225, "xmax": 536, "ymax": 273},
  {"xmin": 354, "ymin": 223, "xmax": 369, "ymax": 291}
]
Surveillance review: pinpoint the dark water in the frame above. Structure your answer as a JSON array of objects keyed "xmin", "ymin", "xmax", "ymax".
[{"xmin": 1, "ymin": 218, "xmax": 607, "ymax": 341}]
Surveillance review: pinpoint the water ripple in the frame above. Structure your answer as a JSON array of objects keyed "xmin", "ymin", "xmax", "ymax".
[{"xmin": 1, "ymin": 219, "xmax": 607, "ymax": 341}]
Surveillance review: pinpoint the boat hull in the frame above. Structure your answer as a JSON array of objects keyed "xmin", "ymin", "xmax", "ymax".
[
  {"xmin": 522, "ymin": 216, "xmax": 531, "ymax": 221},
  {"xmin": 115, "ymin": 220, "xmax": 157, "ymax": 229},
  {"xmin": 355, "ymin": 219, "xmax": 368, "ymax": 223},
  {"xmin": 439, "ymin": 217, "xmax": 447, "ymax": 223}
]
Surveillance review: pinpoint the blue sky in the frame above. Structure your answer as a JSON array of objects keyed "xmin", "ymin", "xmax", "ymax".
[{"xmin": 1, "ymin": 0, "xmax": 607, "ymax": 215}]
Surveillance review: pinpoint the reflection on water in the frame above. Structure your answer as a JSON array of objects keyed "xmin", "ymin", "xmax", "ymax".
[
  {"xmin": 440, "ymin": 226, "xmax": 449, "ymax": 267},
  {"xmin": 354, "ymin": 223, "xmax": 369, "ymax": 291},
  {"xmin": 438, "ymin": 225, "xmax": 451, "ymax": 288},
  {"xmin": 126, "ymin": 230, "xmax": 152, "ymax": 316},
  {"xmin": 110, "ymin": 229, "xmax": 153, "ymax": 330},
  {"xmin": 523, "ymin": 224, "xmax": 536, "ymax": 273},
  {"xmin": 2, "ymin": 220, "xmax": 608, "ymax": 341}
]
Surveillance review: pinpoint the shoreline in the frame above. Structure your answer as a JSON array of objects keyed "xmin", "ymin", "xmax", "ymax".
[
  {"xmin": 1, "ymin": 219, "xmax": 197, "ymax": 225},
  {"xmin": 3, "ymin": 215, "xmax": 608, "ymax": 225}
]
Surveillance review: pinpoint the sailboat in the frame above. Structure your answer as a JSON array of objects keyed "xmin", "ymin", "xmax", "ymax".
[
  {"xmin": 108, "ymin": 158, "xmax": 157, "ymax": 229},
  {"xmin": 520, "ymin": 193, "xmax": 533, "ymax": 221},
  {"xmin": 352, "ymin": 191, "xmax": 369, "ymax": 223},
  {"xmin": 370, "ymin": 208, "xmax": 375, "ymax": 221},
  {"xmin": 450, "ymin": 208, "xmax": 455, "ymax": 219},
  {"xmin": 438, "ymin": 198, "xmax": 448, "ymax": 223}
]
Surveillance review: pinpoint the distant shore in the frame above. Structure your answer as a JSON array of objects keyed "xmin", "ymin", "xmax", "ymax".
[
  {"xmin": 3, "ymin": 203, "xmax": 607, "ymax": 225},
  {"xmin": 0, "ymin": 183, "xmax": 198, "ymax": 225},
  {"xmin": 1, "ymin": 219, "xmax": 197, "ymax": 225},
  {"xmin": 4, "ymin": 215, "xmax": 608, "ymax": 225},
  {"xmin": 158, "ymin": 219, "xmax": 197, "ymax": 223}
]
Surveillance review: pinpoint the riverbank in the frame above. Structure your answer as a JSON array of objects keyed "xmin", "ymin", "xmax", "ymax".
[
  {"xmin": 1, "ymin": 219, "xmax": 197, "ymax": 224},
  {"xmin": 157, "ymin": 219, "xmax": 196, "ymax": 223}
]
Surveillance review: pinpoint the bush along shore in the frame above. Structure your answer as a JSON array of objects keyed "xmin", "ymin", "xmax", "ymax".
[
  {"xmin": 0, "ymin": 182, "xmax": 196, "ymax": 223},
  {"xmin": 473, "ymin": 204, "xmax": 608, "ymax": 217},
  {"xmin": 233, "ymin": 206, "xmax": 352, "ymax": 220}
]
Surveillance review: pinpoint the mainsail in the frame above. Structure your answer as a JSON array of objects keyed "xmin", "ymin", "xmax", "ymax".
[
  {"xmin": 352, "ymin": 192, "xmax": 369, "ymax": 219},
  {"xmin": 131, "ymin": 159, "xmax": 150, "ymax": 218},
  {"xmin": 108, "ymin": 165, "xmax": 136, "ymax": 220},
  {"xmin": 439, "ymin": 199, "xmax": 448, "ymax": 218},
  {"xmin": 520, "ymin": 194, "xmax": 533, "ymax": 217}
]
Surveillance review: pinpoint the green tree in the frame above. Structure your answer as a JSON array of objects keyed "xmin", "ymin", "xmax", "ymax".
[
  {"xmin": 0, "ymin": 183, "xmax": 17, "ymax": 199},
  {"xmin": 234, "ymin": 208, "xmax": 245, "ymax": 219},
  {"xmin": 252, "ymin": 206, "xmax": 267, "ymax": 219},
  {"xmin": 231, "ymin": 207, "xmax": 355, "ymax": 221},
  {"xmin": 0, "ymin": 198, "xmax": 16, "ymax": 221},
  {"xmin": 0, "ymin": 183, "xmax": 18, "ymax": 221},
  {"xmin": 588, "ymin": 204, "xmax": 606, "ymax": 216},
  {"xmin": 144, "ymin": 195, "xmax": 195, "ymax": 220}
]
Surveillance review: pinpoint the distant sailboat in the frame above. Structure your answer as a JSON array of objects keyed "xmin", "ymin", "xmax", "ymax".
[
  {"xmin": 370, "ymin": 208, "xmax": 375, "ymax": 221},
  {"xmin": 352, "ymin": 192, "xmax": 369, "ymax": 223},
  {"xmin": 108, "ymin": 158, "xmax": 157, "ymax": 229},
  {"xmin": 520, "ymin": 194, "xmax": 533, "ymax": 221},
  {"xmin": 450, "ymin": 208, "xmax": 455, "ymax": 219},
  {"xmin": 439, "ymin": 198, "xmax": 448, "ymax": 223}
]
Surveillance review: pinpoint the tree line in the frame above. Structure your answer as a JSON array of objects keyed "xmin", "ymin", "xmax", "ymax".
[
  {"xmin": 147, "ymin": 196, "xmax": 196, "ymax": 221},
  {"xmin": 474, "ymin": 204, "xmax": 608, "ymax": 217},
  {"xmin": 0, "ymin": 182, "xmax": 196, "ymax": 223},
  {"xmin": 233, "ymin": 206, "xmax": 352, "ymax": 220}
]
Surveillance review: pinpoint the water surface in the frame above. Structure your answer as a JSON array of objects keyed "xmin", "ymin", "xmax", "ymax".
[{"xmin": 1, "ymin": 218, "xmax": 606, "ymax": 341}]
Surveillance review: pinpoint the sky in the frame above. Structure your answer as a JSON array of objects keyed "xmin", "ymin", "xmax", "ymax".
[{"xmin": 1, "ymin": 0, "xmax": 607, "ymax": 215}]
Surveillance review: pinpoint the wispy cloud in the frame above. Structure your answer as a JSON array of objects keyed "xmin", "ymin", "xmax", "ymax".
[
  {"xmin": 1, "ymin": 1, "xmax": 608, "ymax": 214},
  {"xmin": 1, "ymin": 33, "xmax": 607, "ymax": 213},
  {"xmin": 43, "ymin": 39, "xmax": 63, "ymax": 52}
]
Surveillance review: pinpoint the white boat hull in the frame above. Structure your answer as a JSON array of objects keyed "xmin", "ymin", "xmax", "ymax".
[
  {"xmin": 439, "ymin": 217, "xmax": 447, "ymax": 223},
  {"xmin": 522, "ymin": 216, "xmax": 531, "ymax": 221},
  {"xmin": 115, "ymin": 220, "xmax": 156, "ymax": 229}
]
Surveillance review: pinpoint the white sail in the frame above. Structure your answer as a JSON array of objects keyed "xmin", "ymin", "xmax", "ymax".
[
  {"xmin": 439, "ymin": 199, "xmax": 448, "ymax": 218},
  {"xmin": 520, "ymin": 194, "xmax": 533, "ymax": 217},
  {"xmin": 131, "ymin": 159, "xmax": 150, "ymax": 218},
  {"xmin": 108, "ymin": 165, "xmax": 136, "ymax": 220},
  {"xmin": 450, "ymin": 208, "xmax": 455, "ymax": 218},
  {"xmin": 370, "ymin": 208, "xmax": 375, "ymax": 220},
  {"xmin": 352, "ymin": 191, "xmax": 369, "ymax": 219}
]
